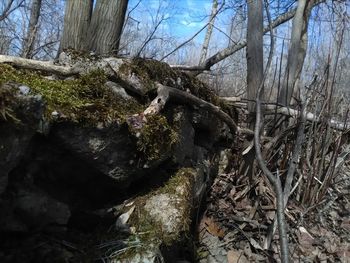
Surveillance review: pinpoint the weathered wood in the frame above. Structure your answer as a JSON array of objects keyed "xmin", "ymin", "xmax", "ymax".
[{"xmin": 0, "ymin": 55, "xmax": 80, "ymax": 76}]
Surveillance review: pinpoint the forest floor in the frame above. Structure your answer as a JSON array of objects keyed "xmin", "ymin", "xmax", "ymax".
[{"xmin": 197, "ymin": 148, "xmax": 350, "ymax": 262}]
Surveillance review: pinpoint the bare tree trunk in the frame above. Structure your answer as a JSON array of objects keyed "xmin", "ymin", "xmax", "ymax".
[
  {"xmin": 246, "ymin": 0, "xmax": 264, "ymax": 124},
  {"xmin": 21, "ymin": 0, "xmax": 42, "ymax": 58},
  {"xmin": 89, "ymin": 0, "xmax": 128, "ymax": 56},
  {"xmin": 59, "ymin": 0, "xmax": 93, "ymax": 52},
  {"xmin": 243, "ymin": 0, "xmax": 264, "ymax": 202},
  {"xmin": 199, "ymin": 0, "xmax": 218, "ymax": 65},
  {"xmin": 278, "ymin": 0, "xmax": 315, "ymax": 106}
]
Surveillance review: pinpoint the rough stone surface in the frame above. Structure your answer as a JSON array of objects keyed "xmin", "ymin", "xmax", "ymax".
[
  {"xmin": 105, "ymin": 81, "xmax": 132, "ymax": 100},
  {"xmin": 0, "ymin": 54, "xmax": 232, "ymax": 262},
  {"xmin": 144, "ymin": 193, "xmax": 183, "ymax": 234},
  {"xmin": 171, "ymin": 106, "xmax": 195, "ymax": 165},
  {"xmin": 116, "ymin": 166, "xmax": 211, "ymax": 262},
  {"xmin": 51, "ymin": 122, "xmax": 142, "ymax": 185},
  {"xmin": 0, "ymin": 83, "xmax": 44, "ymax": 194},
  {"xmin": 14, "ymin": 186, "xmax": 71, "ymax": 229}
]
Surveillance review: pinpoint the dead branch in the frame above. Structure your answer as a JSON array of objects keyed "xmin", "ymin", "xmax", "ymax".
[
  {"xmin": 144, "ymin": 83, "xmax": 254, "ymax": 136},
  {"xmin": 0, "ymin": 55, "xmax": 80, "ymax": 76}
]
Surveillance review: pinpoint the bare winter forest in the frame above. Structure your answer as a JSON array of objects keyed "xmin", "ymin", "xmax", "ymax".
[{"xmin": 0, "ymin": 0, "xmax": 350, "ymax": 262}]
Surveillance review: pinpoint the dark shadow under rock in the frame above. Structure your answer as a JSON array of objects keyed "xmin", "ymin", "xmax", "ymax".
[{"xmin": 50, "ymin": 122, "xmax": 145, "ymax": 187}]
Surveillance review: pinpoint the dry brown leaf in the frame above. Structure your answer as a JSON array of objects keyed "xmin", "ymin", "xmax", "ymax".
[
  {"xmin": 235, "ymin": 197, "xmax": 252, "ymax": 210},
  {"xmin": 297, "ymin": 226, "xmax": 315, "ymax": 254},
  {"xmin": 234, "ymin": 186, "xmax": 249, "ymax": 201},
  {"xmin": 256, "ymin": 180, "xmax": 268, "ymax": 195},
  {"xmin": 201, "ymin": 216, "xmax": 225, "ymax": 238},
  {"xmin": 227, "ymin": 250, "xmax": 249, "ymax": 263},
  {"xmin": 228, "ymin": 187, "xmax": 237, "ymax": 199}
]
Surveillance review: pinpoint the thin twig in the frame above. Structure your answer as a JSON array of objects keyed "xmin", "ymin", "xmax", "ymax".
[{"xmin": 254, "ymin": 1, "xmax": 289, "ymax": 262}]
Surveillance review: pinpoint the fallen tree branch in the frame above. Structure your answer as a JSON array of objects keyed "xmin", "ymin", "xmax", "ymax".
[
  {"xmin": 221, "ymin": 97, "xmax": 350, "ymax": 131},
  {"xmin": 144, "ymin": 83, "xmax": 254, "ymax": 136},
  {"xmin": 170, "ymin": 0, "xmax": 325, "ymax": 73},
  {"xmin": 0, "ymin": 55, "xmax": 80, "ymax": 76}
]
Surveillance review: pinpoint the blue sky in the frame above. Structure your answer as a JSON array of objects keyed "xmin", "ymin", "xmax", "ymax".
[{"xmin": 129, "ymin": 0, "xmax": 215, "ymax": 41}]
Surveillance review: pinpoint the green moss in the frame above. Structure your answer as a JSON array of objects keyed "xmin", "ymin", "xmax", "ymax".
[
  {"xmin": 134, "ymin": 114, "xmax": 178, "ymax": 161},
  {"xmin": 156, "ymin": 168, "xmax": 196, "ymax": 241},
  {"xmin": 119, "ymin": 59, "xmax": 158, "ymax": 92},
  {"xmin": 116, "ymin": 168, "xmax": 197, "ymax": 260},
  {"xmin": 119, "ymin": 58, "xmax": 218, "ymax": 103},
  {"xmin": 0, "ymin": 64, "xmax": 143, "ymax": 125}
]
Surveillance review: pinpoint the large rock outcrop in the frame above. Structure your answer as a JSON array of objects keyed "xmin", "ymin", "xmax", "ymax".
[{"xmin": 0, "ymin": 52, "xmax": 233, "ymax": 262}]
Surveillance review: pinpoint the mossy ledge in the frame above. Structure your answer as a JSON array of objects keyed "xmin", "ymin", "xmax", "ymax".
[
  {"xmin": 0, "ymin": 62, "xmax": 179, "ymax": 162},
  {"xmin": 0, "ymin": 64, "xmax": 143, "ymax": 125}
]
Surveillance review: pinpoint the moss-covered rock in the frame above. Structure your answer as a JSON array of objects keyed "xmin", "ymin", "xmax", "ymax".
[
  {"xmin": 134, "ymin": 114, "xmax": 178, "ymax": 162},
  {"xmin": 0, "ymin": 64, "xmax": 143, "ymax": 125},
  {"xmin": 0, "ymin": 54, "xmax": 228, "ymax": 263},
  {"xmin": 110, "ymin": 168, "xmax": 204, "ymax": 262},
  {"xmin": 118, "ymin": 58, "xmax": 219, "ymax": 103}
]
